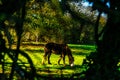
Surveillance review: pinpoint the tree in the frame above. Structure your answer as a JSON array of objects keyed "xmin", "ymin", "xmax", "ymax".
[
  {"xmin": 24, "ymin": 1, "xmax": 75, "ymax": 43},
  {"xmin": 60, "ymin": 0, "xmax": 98, "ymax": 44},
  {"xmin": 81, "ymin": 0, "xmax": 120, "ymax": 80}
]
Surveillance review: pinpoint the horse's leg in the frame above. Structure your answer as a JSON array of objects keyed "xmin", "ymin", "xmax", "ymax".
[
  {"xmin": 58, "ymin": 55, "xmax": 62, "ymax": 65},
  {"xmin": 48, "ymin": 52, "xmax": 51, "ymax": 64},
  {"xmin": 42, "ymin": 52, "xmax": 47, "ymax": 64},
  {"xmin": 63, "ymin": 55, "xmax": 65, "ymax": 65}
]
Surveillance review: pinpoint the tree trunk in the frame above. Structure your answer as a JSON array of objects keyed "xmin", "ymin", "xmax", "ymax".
[{"xmin": 83, "ymin": 6, "xmax": 120, "ymax": 80}]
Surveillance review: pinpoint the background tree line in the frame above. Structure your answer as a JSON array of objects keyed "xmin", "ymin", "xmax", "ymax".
[{"xmin": 2, "ymin": 0, "xmax": 106, "ymax": 44}]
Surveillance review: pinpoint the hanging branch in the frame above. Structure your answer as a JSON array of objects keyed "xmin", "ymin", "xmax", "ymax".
[
  {"xmin": 94, "ymin": 11, "xmax": 102, "ymax": 46},
  {"xmin": 9, "ymin": 0, "xmax": 27, "ymax": 80},
  {"xmin": 93, "ymin": 0, "xmax": 108, "ymax": 47}
]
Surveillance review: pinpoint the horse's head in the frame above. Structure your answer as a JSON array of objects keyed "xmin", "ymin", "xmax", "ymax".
[
  {"xmin": 69, "ymin": 56, "xmax": 74, "ymax": 67},
  {"xmin": 65, "ymin": 45, "xmax": 74, "ymax": 67},
  {"xmin": 67, "ymin": 47, "xmax": 74, "ymax": 67}
]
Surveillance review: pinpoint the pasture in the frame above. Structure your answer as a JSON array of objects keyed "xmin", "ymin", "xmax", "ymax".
[
  {"xmin": 0, "ymin": 43, "xmax": 96, "ymax": 79},
  {"xmin": 21, "ymin": 43, "xmax": 96, "ymax": 78}
]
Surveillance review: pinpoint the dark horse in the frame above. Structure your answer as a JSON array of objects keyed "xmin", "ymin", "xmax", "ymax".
[{"xmin": 42, "ymin": 42, "xmax": 74, "ymax": 66}]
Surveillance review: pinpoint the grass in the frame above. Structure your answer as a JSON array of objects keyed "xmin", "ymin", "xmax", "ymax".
[
  {"xmin": 21, "ymin": 43, "xmax": 96, "ymax": 77},
  {"xmin": 1, "ymin": 43, "xmax": 96, "ymax": 79}
]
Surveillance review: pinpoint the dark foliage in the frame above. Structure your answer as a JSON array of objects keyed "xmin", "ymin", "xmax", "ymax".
[
  {"xmin": 0, "ymin": 0, "xmax": 36, "ymax": 79},
  {"xmin": 80, "ymin": 0, "xmax": 120, "ymax": 80}
]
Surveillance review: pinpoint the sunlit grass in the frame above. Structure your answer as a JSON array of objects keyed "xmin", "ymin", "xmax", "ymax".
[
  {"xmin": 21, "ymin": 43, "xmax": 96, "ymax": 77},
  {"xmin": 2, "ymin": 43, "xmax": 96, "ymax": 78}
]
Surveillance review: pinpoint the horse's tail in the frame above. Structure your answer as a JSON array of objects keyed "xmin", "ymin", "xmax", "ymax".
[{"xmin": 42, "ymin": 45, "xmax": 49, "ymax": 64}]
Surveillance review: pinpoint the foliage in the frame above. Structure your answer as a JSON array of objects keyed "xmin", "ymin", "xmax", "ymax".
[
  {"xmin": 80, "ymin": 0, "xmax": 120, "ymax": 80},
  {"xmin": 21, "ymin": 0, "xmax": 105, "ymax": 44},
  {"xmin": 24, "ymin": 1, "xmax": 73, "ymax": 43},
  {"xmin": 0, "ymin": 1, "xmax": 107, "ymax": 44},
  {"xmin": 0, "ymin": 0, "xmax": 106, "ymax": 44}
]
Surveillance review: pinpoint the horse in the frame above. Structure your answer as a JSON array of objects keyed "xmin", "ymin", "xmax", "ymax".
[{"xmin": 42, "ymin": 42, "xmax": 74, "ymax": 66}]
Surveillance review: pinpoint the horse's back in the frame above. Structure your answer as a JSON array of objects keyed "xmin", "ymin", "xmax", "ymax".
[
  {"xmin": 44, "ymin": 42, "xmax": 68, "ymax": 54},
  {"xmin": 44, "ymin": 42, "xmax": 55, "ymax": 49}
]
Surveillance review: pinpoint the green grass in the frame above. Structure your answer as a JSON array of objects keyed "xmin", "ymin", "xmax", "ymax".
[
  {"xmin": 1, "ymin": 43, "xmax": 96, "ymax": 78},
  {"xmin": 21, "ymin": 43, "xmax": 96, "ymax": 77}
]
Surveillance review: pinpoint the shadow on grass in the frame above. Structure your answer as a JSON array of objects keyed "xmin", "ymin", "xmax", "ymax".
[
  {"xmin": 35, "ymin": 64, "xmax": 83, "ymax": 79},
  {"xmin": 22, "ymin": 42, "xmax": 45, "ymax": 47},
  {"xmin": 73, "ymin": 51, "xmax": 90, "ymax": 56},
  {"xmin": 24, "ymin": 49, "xmax": 44, "ymax": 53},
  {"xmin": 24, "ymin": 48, "xmax": 90, "ymax": 56},
  {"xmin": 37, "ymin": 64, "xmax": 82, "ymax": 73}
]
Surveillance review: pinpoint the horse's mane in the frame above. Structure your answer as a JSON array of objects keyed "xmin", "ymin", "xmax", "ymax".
[{"xmin": 45, "ymin": 42, "xmax": 67, "ymax": 51}]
